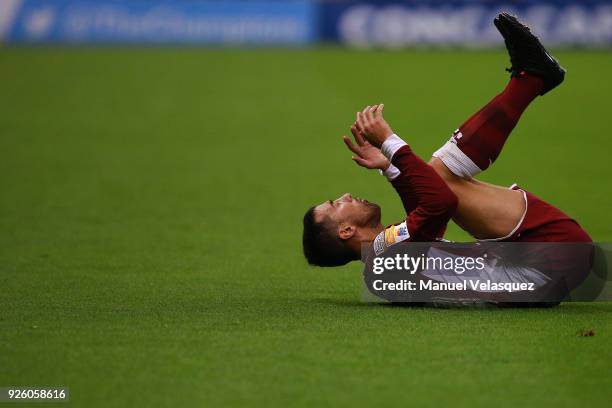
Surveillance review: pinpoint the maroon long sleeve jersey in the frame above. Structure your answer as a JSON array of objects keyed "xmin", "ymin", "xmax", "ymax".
[{"xmin": 372, "ymin": 144, "xmax": 458, "ymax": 256}]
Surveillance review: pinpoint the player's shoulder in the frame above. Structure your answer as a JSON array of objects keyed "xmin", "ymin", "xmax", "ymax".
[
  {"xmin": 372, "ymin": 221, "xmax": 453, "ymax": 256},
  {"xmin": 373, "ymin": 221, "xmax": 411, "ymax": 256}
]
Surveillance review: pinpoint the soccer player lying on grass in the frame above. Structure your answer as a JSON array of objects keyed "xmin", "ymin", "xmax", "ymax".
[{"xmin": 302, "ymin": 14, "xmax": 592, "ymax": 292}]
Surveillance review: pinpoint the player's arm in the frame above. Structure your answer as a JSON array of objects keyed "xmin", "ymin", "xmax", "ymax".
[
  {"xmin": 387, "ymin": 142, "xmax": 458, "ymax": 240},
  {"xmin": 349, "ymin": 105, "xmax": 458, "ymax": 240},
  {"xmin": 343, "ymin": 123, "xmax": 415, "ymax": 213}
]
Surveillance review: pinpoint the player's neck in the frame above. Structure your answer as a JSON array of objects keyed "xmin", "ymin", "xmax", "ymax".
[{"xmin": 348, "ymin": 224, "xmax": 384, "ymax": 258}]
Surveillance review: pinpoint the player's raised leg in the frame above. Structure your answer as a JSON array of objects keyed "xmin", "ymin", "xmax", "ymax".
[{"xmin": 433, "ymin": 13, "xmax": 565, "ymax": 178}]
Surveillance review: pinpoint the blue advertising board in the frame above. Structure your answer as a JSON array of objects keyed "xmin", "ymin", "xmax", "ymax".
[
  {"xmin": 1, "ymin": 0, "xmax": 612, "ymax": 46},
  {"xmin": 0, "ymin": 0, "xmax": 317, "ymax": 44},
  {"xmin": 320, "ymin": 0, "xmax": 612, "ymax": 47}
]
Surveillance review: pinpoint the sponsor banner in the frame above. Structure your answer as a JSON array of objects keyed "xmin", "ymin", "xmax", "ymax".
[
  {"xmin": 320, "ymin": 0, "xmax": 612, "ymax": 47},
  {"xmin": 2, "ymin": 0, "xmax": 316, "ymax": 44},
  {"xmin": 2, "ymin": 0, "xmax": 612, "ymax": 46},
  {"xmin": 361, "ymin": 242, "xmax": 612, "ymax": 305}
]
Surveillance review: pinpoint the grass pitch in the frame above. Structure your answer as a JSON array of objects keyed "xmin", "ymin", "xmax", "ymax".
[{"xmin": 1, "ymin": 48, "xmax": 611, "ymax": 407}]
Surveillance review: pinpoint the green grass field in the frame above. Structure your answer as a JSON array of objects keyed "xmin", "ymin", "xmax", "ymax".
[{"xmin": 1, "ymin": 48, "xmax": 611, "ymax": 407}]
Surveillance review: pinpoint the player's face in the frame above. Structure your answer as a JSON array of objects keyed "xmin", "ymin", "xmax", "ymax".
[{"xmin": 314, "ymin": 193, "xmax": 381, "ymax": 229}]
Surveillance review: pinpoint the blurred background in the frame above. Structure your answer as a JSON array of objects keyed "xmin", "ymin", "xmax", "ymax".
[
  {"xmin": 1, "ymin": 1, "xmax": 612, "ymax": 407},
  {"xmin": 1, "ymin": 0, "xmax": 612, "ymax": 47}
]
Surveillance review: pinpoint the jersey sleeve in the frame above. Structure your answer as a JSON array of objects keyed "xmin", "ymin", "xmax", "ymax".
[{"xmin": 387, "ymin": 142, "xmax": 458, "ymax": 241}]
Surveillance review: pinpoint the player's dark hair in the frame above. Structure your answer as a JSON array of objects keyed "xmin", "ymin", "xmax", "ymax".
[{"xmin": 302, "ymin": 206, "xmax": 358, "ymax": 267}]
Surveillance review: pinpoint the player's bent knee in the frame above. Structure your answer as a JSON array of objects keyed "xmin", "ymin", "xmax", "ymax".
[
  {"xmin": 428, "ymin": 157, "xmax": 467, "ymax": 183},
  {"xmin": 432, "ymin": 141, "xmax": 482, "ymax": 179}
]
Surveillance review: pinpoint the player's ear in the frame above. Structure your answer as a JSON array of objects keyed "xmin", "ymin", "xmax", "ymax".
[{"xmin": 337, "ymin": 223, "xmax": 356, "ymax": 240}]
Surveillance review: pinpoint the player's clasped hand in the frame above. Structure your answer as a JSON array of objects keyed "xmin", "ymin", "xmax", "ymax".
[
  {"xmin": 342, "ymin": 119, "xmax": 390, "ymax": 171},
  {"xmin": 354, "ymin": 104, "xmax": 394, "ymax": 148}
]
